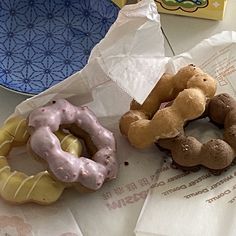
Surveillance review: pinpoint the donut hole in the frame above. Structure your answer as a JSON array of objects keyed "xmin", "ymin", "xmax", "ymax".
[
  {"xmin": 61, "ymin": 128, "xmax": 94, "ymax": 158},
  {"xmin": 79, "ymin": 138, "xmax": 93, "ymax": 158},
  {"xmin": 185, "ymin": 117, "xmax": 223, "ymax": 143},
  {"xmin": 159, "ymin": 100, "xmax": 173, "ymax": 110},
  {"xmin": 8, "ymin": 146, "xmax": 47, "ymax": 175}
]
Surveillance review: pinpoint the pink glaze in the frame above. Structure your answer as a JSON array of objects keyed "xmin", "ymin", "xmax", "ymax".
[{"xmin": 28, "ymin": 99, "xmax": 117, "ymax": 190}]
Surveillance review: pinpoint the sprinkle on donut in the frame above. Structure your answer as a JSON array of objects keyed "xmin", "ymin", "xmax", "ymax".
[{"xmin": 28, "ymin": 99, "xmax": 117, "ymax": 190}]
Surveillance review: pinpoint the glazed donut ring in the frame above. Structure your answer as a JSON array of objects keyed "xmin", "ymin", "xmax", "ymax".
[
  {"xmin": 119, "ymin": 64, "xmax": 217, "ymax": 149},
  {"xmin": 28, "ymin": 99, "xmax": 117, "ymax": 190},
  {"xmin": 157, "ymin": 93, "xmax": 236, "ymax": 173},
  {"xmin": 0, "ymin": 116, "xmax": 82, "ymax": 205}
]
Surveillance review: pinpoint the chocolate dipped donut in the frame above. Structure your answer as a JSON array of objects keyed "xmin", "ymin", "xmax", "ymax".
[
  {"xmin": 157, "ymin": 93, "xmax": 236, "ymax": 174},
  {"xmin": 28, "ymin": 99, "xmax": 117, "ymax": 190}
]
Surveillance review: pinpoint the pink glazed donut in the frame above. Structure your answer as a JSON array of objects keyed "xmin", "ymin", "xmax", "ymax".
[{"xmin": 28, "ymin": 99, "xmax": 117, "ymax": 190}]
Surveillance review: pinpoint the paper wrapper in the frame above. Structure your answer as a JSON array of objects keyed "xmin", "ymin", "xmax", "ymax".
[
  {"xmin": 2, "ymin": 0, "xmax": 236, "ymax": 235},
  {"xmin": 135, "ymin": 31, "xmax": 236, "ymax": 236},
  {"xmin": 0, "ymin": 1, "xmax": 165, "ymax": 236}
]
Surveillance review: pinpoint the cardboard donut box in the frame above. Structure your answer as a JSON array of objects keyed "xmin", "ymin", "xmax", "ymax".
[{"xmin": 113, "ymin": 0, "xmax": 228, "ymax": 20}]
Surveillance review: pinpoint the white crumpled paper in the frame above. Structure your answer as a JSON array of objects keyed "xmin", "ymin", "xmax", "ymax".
[
  {"xmin": 1, "ymin": 1, "xmax": 165, "ymax": 236},
  {"xmin": 3, "ymin": 0, "xmax": 236, "ymax": 235},
  {"xmin": 135, "ymin": 31, "xmax": 236, "ymax": 236}
]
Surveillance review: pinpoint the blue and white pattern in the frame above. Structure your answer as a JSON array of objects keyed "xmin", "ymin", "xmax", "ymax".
[{"xmin": 0, "ymin": 0, "xmax": 119, "ymax": 95}]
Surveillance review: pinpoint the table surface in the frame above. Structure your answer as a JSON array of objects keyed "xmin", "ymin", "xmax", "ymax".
[{"xmin": 160, "ymin": 0, "xmax": 236, "ymax": 56}]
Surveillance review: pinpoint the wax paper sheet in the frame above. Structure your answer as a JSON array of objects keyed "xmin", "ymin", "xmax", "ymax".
[{"xmin": 135, "ymin": 31, "xmax": 236, "ymax": 236}]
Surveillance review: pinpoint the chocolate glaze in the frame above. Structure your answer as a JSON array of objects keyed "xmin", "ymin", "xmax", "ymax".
[{"xmin": 157, "ymin": 93, "xmax": 236, "ymax": 173}]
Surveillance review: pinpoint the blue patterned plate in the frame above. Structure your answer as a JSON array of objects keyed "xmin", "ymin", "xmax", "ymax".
[{"xmin": 0, "ymin": 0, "xmax": 119, "ymax": 95}]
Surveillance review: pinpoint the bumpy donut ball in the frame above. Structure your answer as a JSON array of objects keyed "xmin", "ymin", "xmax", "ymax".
[
  {"xmin": 207, "ymin": 93, "xmax": 233, "ymax": 124},
  {"xmin": 187, "ymin": 73, "xmax": 216, "ymax": 98},
  {"xmin": 173, "ymin": 64, "xmax": 203, "ymax": 91},
  {"xmin": 119, "ymin": 111, "xmax": 148, "ymax": 136}
]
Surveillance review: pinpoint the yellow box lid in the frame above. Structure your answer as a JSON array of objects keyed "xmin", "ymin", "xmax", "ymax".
[
  {"xmin": 155, "ymin": 0, "xmax": 228, "ymax": 20},
  {"xmin": 112, "ymin": 0, "xmax": 127, "ymax": 8}
]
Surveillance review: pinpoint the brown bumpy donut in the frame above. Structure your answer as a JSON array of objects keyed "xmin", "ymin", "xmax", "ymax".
[
  {"xmin": 157, "ymin": 93, "xmax": 236, "ymax": 174},
  {"xmin": 119, "ymin": 64, "xmax": 217, "ymax": 149}
]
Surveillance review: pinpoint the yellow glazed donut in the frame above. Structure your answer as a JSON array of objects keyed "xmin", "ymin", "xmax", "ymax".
[{"xmin": 0, "ymin": 116, "xmax": 82, "ymax": 205}]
